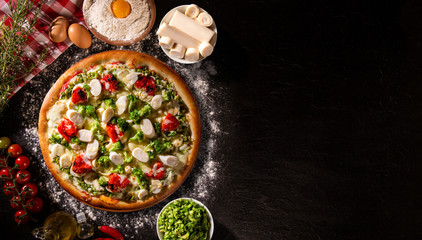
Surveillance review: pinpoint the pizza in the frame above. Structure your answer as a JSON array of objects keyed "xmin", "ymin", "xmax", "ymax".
[{"xmin": 38, "ymin": 50, "xmax": 200, "ymax": 212}]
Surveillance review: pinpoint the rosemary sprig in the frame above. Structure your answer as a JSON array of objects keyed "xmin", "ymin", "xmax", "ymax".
[{"xmin": 0, "ymin": 0, "xmax": 48, "ymax": 114}]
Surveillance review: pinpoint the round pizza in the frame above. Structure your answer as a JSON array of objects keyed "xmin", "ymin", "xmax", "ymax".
[{"xmin": 38, "ymin": 50, "xmax": 200, "ymax": 212}]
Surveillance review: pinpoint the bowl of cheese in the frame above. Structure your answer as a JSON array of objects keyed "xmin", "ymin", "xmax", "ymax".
[{"xmin": 157, "ymin": 5, "xmax": 217, "ymax": 64}]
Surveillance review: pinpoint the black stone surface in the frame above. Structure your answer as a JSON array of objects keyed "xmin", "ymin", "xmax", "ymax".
[{"xmin": 2, "ymin": 0, "xmax": 422, "ymax": 239}]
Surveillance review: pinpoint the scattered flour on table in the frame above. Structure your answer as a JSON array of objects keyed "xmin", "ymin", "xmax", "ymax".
[{"xmin": 11, "ymin": 36, "xmax": 226, "ymax": 237}]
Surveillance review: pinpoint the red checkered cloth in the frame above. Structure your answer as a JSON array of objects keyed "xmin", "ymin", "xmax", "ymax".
[{"xmin": 0, "ymin": 0, "xmax": 84, "ymax": 96}]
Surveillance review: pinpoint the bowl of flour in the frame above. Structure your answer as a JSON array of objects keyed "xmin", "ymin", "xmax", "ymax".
[{"xmin": 83, "ymin": 0, "xmax": 156, "ymax": 46}]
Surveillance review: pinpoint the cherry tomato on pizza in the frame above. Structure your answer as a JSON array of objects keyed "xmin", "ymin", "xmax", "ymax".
[
  {"xmin": 106, "ymin": 123, "xmax": 123, "ymax": 143},
  {"xmin": 161, "ymin": 113, "xmax": 179, "ymax": 132},
  {"xmin": 100, "ymin": 74, "xmax": 119, "ymax": 92},
  {"xmin": 58, "ymin": 118, "xmax": 78, "ymax": 141},
  {"xmin": 107, "ymin": 173, "xmax": 129, "ymax": 192},
  {"xmin": 71, "ymin": 86, "xmax": 88, "ymax": 104},
  {"xmin": 135, "ymin": 76, "xmax": 156, "ymax": 96},
  {"xmin": 146, "ymin": 162, "xmax": 165, "ymax": 179},
  {"xmin": 72, "ymin": 154, "xmax": 92, "ymax": 175}
]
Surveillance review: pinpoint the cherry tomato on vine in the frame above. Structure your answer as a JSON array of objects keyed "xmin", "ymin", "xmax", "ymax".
[
  {"xmin": 14, "ymin": 210, "xmax": 29, "ymax": 224},
  {"xmin": 0, "ymin": 167, "xmax": 15, "ymax": 181},
  {"xmin": 14, "ymin": 156, "xmax": 30, "ymax": 170},
  {"xmin": 8, "ymin": 144, "xmax": 22, "ymax": 158},
  {"xmin": 10, "ymin": 195, "xmax": 23, "ymax": 210},
  {"xmin": 26, "ymin": 197, "xmax": 43, "ymax": 213},
  {"xmin": 15, "ymin": 170, "xmax": 30, "ymax": 184},
  {"xmin": 0, "ymin": 137, "xmax": 11, "ymax": 149},
  {"xmin": 3, "ymin": 181, "xmax": 17, "ymax": 197},
  {"xmin": 21, "ymin": 183, "xmax": 37, "ymax": 198}
]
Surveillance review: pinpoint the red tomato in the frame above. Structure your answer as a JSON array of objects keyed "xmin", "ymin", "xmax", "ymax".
[
  {"xmin": 3, "ymin": 181, "xmax": 17, "ymax": 197},
  {"xmin": 21, "ymin": 183, "xmax": 38, "ymax": 198},
  {"xmin": 71, "ymin": 86, "xmax": 87, "ymax": 104},
  {"xmin": 100, "ymin": 74, "xmax": 119, "ymax": 92},
  {"xmin": 0, "ymin": 167, "xmax": 14, "ymax": 181},
  {"xmin": 14, "ymin": 210, "xmax": 29, "ymax": 224},
  {"xmin": 14, "ymin": 156, "xmax": 30, "ymax": 170},
  {"xmin": 71, "ymin": 154, "xmax": 92, "ymax": 175},
  {"xmin": 107, "ymin": 173, "xmax": 129, "ymax": 192},
  {"xmin": 106, "ymin": 123, "xmax": 123, "ymax": 143},
  {"xmin": 8, "ymin": 144, "xmax": 22, "ymax": 157},
  {"xmin": 145, "ymin": 162, "xmax": 166, "ymax": 179},
  {"xmin": 135, "ymin": 76, "xmax": 156, "ymax": 95},
  {"xmin": 161, "ymin": 113, "xmax": 179, "ymax": 132},
  {"xmin": 10, "ymin": 195, "xmax": 23, "ymax": 210},
  {"xmin": 15, "ymin": 170, "xmax": 31, "ymax": 184},
  {"xmin": 58, "ymin": 118, "xmax": 78, "ymax": 141},
  {"xmin": 26, "ymin": 197, "xmax": 43, "ymax": 213}
]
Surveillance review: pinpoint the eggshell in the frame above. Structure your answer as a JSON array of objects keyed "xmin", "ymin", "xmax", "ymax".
[
  {"xmin": 49, "ymin": 16, "xmax": 69, "ymax": 43},
  {"xmin": 68, "ymin": 23, "xmax": 92, "ymax": 49}
]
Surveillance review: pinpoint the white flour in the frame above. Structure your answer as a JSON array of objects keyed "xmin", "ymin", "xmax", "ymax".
[
  {"xmin": 83, "ymin": 0, "xmax": 150, "ymax": 41},
  {"xmin": 8, "ymin": 31, "xmax": 226, "ymax": 238}
]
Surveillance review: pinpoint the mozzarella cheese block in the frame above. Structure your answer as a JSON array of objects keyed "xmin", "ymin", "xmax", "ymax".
[
  {"xmin": 157, "ymin": 23, "xmax": 199, "ymax": 49},
  {"xmin": 110, "ymin": 152, "xmax": 124, "ymax": 165},
  {"xmin": 159, "ymin": 36, "xmax": 175, "ymax": 50},
  {"xmin": 185, "ymin": 48, "xmax": 200, "ymax": 61},
  {"xmin": 159, "ymin": 155, "xmax": 178, "ymax": 167},
  {"xmin": 170, "ymin": 44, "xmax": 186, "ymax": 59},
  {"xmin": 198, "ymin": 41, "xmax": 214, "ymax": 57},
  {"xmin": 169, "ymin": 10, "xmax": 215, "ymax": 43},
  {"xmin": 141, "ymin": 118, "xmax": 155, "ymax": 138}
]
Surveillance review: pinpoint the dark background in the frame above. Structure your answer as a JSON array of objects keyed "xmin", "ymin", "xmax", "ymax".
[{"xmin": 2, "ymin": 0, "xmax": 422, "ymax": 239}]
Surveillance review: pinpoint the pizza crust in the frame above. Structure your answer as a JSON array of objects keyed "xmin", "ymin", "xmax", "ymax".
[{"xmin": 38, "ymin": 50, "xmax": 201, "ymax": 212}]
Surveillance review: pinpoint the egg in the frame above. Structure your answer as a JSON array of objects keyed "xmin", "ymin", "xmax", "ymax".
[
  {"xmin": 68, "ymin": 23, "xmax": 92, "ymax": 49},
  {"xmin": 111, "ymin": 0, "xmax": 131, "ymax": 18},
  {"xmin": 49, "ymin": 16, "xmax": 69, "ymax": 43}
]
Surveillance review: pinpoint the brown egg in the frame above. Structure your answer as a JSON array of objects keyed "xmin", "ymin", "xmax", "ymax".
[
  {"xmin": 49, "ymin": 16, "xmax": 69, "ymax": 43},
  {"xmin": 68, "ymin": 23, "xmax": 92, "ymax": 49}
]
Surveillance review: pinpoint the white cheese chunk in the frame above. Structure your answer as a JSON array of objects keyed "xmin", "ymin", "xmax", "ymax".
[
  {"xmin": 66, "ymin": 109, "xmax": 84, "ymax": 127},
  {"xmin": 185, "ymin": 4, "xmax": 200, "ymax": 18},
  {"xmin": 102, "ymin": 108, "xmax": 114, "ymax": 123},
  {"xmin": 90, "ymin": 79, "xmax": 102, "ymax": 97},
  {"xmin": 169, "ymin": 10, "xmax": 215, "ymax": 42},
  {"xmin": 116, "ymin": 95, "xmax": 128, "ymax": 115},
  {"xmin": 196, "ymin": 12, "xmax": 213, "ymax": 27},
  {"xmin": 150, "ymin": 179, "xmax": 162, "ymax": 194},
  {"xmin": 126, "ymin": 72, "xmax": 138, "ymax": 86},
  {"xmin": 51, "ymin": 144, "xmax": 65, "ymax": 157},
  {"xmin": 198, "ymin": 41, "xmax": 214, "ymax": 57},
  {"xmin": 159, "ymin": 155, "xmax": 179, "ymax": 167},
  {"xmin": 125, "ymin": 165, "xmax": 132, "ymax": 174},
  {"xmin": 151, "ymin": 95, "xmax": 163, "ymax": 110},
  {"xmin": 140, "ymin": 119, "xmax": 155, "ymax": 138},
  {"xmin": 159, "ymin": 36, "xmax": 174, "ymax": 49},
  {"xmin": 78, "ymin": 129, "xmax": 93, "ymax": 142},
  {"xmin": 137, "ymin": 189, "xmax": 148, "ymax": 200},
  {"xmin": 132, "ymin": 148, "xmax": 149, "ymax": 163},
  {"xmin": 170, "ymin": 43, "xmax": 186, "ymax": 59},
  {"xmin": 185, "ymin": 48, "xmax": 200, "ymax": 61},
  {"xmin": 47, "ymin": 102, "xmax": 66, "ymax": 125},
  {"xmin": 59, "ymin": 154, "xmax": 72, "ymax": 168},
  {"xmin": 86, "ymin": 139, "xmax": 99, "ymax": 159},
  {"xmin": 109, "ymin": 151, "xmax": 124, "ymax": 165},
  {"xmin": 157, "ymin": 23, "xmax": 199, "ymax": 48}
]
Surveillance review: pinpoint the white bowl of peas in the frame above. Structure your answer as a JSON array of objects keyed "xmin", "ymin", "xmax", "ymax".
[{"xmin": 157, "ymin": 198, "xmax": 214, "ymax": 240}]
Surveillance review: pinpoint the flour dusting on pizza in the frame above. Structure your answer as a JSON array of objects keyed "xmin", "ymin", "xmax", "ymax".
[{"xmin": 38, "ymin": 50, "xmax": 200, "ymax": 211}]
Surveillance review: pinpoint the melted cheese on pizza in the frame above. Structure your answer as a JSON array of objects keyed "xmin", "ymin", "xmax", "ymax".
[{"xmin": 45, "ymin": 62, "xmax": 192, "ymax": 202}]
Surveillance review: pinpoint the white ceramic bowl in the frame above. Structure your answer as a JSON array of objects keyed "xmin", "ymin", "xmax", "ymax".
[
  {"xmin": 156, "ymin": 198, "xmax": 214, "ymax": 239},
  {"xmin": 158, "ymin": 5, "xmax": 218, "ymax": 64}
]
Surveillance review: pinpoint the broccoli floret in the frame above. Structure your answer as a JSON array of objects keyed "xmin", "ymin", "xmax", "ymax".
[
  {"xmin": 154, "ymin": 122, "xmax": 161, "ymax": 135},
  {"xmin": 90, "ymin": 119, "xmax": 101, "ymax": 133},
  {"xmin": 85, "ymin": 105, "xmax": 97, "ymax": 119},
  {"xmin": 99, "ymin": 145, "xmax": 107, "ymax": 154},
  {"xmin": 110, "ymin": 141, "xmax": 124, "ymax": 151},
  {"xmin": 147, "ymin": 151, "xmax": 156, "ymax": 160},
  {"xmin": 98, "ymin": 156, "xmax": 111, "ymax": 168},
  {"xmin": 111, "ymin": 164, "xmax": 125, "ymax": 174},
  {"xmin": 129, "ymin": 131, "xmax": 144, "ymax": 142},
  {"xmin": 127, "ymin": 94, "xmax": 139, "ymax": 112},
  {"xmin": 162, "ymin": 90, "xmax": 174, "ymax": 102},
  {"xmin": 139, "ymin": 103, "xmax": 152, "ymax": 118},
  {"xmin": 123, "ymin": 151, "xmax": 133, "ymax": 163},
  {"xmin": 129, "ymin": 110, "xmax": 141, "ymax": 124},
  {"xmin": 132, "ymin": 167, "xmax": 149, "ymax": 190},
  {"xmin": 149, "ymin": 139, "xmax": 173, "ymax": 154},
  {"xmin": 103, "ymin": 98, "xmax": 116, "ymax": 109},
  {"xmin": 60, "ymin": 83, "xmax": 74, "ymax": 100},
  {"xmin": 98, "ymin": 176, "xmax": 108, "ymax": 187},
  {"xmin": 95, "ymin": 134, "xmax": 105, "ymax": 142}
]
